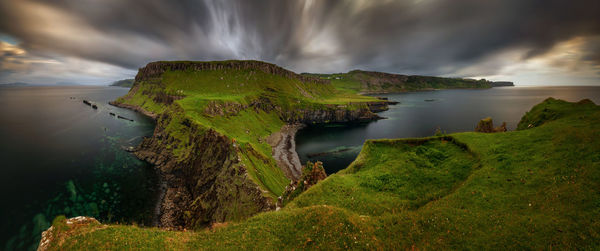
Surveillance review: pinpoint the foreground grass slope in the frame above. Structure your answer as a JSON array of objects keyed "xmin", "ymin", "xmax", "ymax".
[{"xmin": 46, "ymin": 98, "xmax": 600, "ymax": 249}]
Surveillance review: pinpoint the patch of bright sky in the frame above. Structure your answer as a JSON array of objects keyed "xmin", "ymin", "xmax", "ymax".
[
  {"xmin": 470, "ymin": 36, "xmax": 600, "ymax": 86},
  {"xmin": 0, "ymin": 33, "xmax": 19, "ymax": 45}
]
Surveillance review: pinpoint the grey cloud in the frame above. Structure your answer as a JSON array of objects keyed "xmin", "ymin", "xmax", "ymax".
[{"xmin": 0, "ymin": 0, "xmax": 599, "ymax": 82}]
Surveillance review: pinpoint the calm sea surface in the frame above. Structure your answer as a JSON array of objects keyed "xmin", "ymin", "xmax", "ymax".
[
  {"xmin": 0, "ymin": 86, "xmax": 157, "ymax": 250},
  {"xmin": 296, "ymin": 86, "xmax": 600, "ymax": 174}
]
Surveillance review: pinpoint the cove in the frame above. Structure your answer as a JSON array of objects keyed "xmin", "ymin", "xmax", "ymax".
[{"xmin": 295, "ymin": 86, "xmax": 600, "ymax": 174}]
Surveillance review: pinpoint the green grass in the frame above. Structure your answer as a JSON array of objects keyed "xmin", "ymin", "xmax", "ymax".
[{"xmin": 50, "ymin": 98, "xmax": 600, "ymax": 249}]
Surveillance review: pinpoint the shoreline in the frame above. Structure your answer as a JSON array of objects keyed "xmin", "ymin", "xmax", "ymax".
[{"xmin": 267, "ymin": 124, "xmax": 304, "ymax": 181}]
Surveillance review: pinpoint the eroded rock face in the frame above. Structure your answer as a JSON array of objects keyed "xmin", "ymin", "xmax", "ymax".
[
  {"xmin": 134, "ymin": 111, "xmax": 274, "ymax": 229},
  {"xmin": 475, "ymin": 117, "xmax": 507, "ymax": 133},
  {"xmin": 278, "ymin": 161, "xmax": 327, "ymax": 207}
]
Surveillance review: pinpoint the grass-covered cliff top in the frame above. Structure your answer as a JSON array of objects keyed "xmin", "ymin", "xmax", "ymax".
[
  {"xmin": 305, "ymin": 70, "xmax": 492, "ymax": 94},
  {"xmin": 113, "ymin": 60, "xmax": 379, "ymax": 199},
  {"xmin": 48, "ymin": 98, "xmax": 600, "ymax": 249}
]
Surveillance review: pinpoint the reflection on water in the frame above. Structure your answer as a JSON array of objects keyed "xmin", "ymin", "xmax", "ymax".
[
  {"xmin": 0, "ymin": 86, "xmax": 157, "ymax": 250},
  {"xmin": 296, "ymin": 86, "xmax": 600, "ymax": 174}
]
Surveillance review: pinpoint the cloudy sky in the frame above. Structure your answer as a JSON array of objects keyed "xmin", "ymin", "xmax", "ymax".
[{"xmin": 0, "ymin": 0, "xmax": 599, "ymax": 85}]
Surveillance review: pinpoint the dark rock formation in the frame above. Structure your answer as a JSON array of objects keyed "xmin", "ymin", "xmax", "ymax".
[
  {"xmin": 83, "ymin": 100, "xmax": 91, "ymax": 106},
  {"xmin": 475, "ymin": 117, "xmax": 507, "ymax": 133},
  {"xmin": 278, "ymin": 161, "xmax": 327, "ymax": 207},
  {"xmin": 134, "ymin": 111, "xmax": 274, "ymax": 229},
  {"xmin": 117, "ymin": 115, "xmax": 134, "ymax": 122},
  {"xmin": 110, "ymin": 100, "xmax": 158, "ymax": 120}
]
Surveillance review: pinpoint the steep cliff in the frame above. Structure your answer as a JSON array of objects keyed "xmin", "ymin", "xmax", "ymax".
[{"xmin": 111, "ymin": 60, "xmax": 387, "ymax": 229}]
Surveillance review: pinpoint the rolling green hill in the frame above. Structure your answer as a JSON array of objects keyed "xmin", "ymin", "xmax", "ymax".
[{"xmin": 43, "ymin": 98, "xmax": 600, "ymax": 250}]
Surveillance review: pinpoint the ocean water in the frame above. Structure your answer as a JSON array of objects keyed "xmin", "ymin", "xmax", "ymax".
[
  {"xmin": 296, "ymin": 86, "xmax": 600, "ymax": 174},
  {"xmin": 0, "ymin": 86, "xmax": 158, "ymax": 250}
]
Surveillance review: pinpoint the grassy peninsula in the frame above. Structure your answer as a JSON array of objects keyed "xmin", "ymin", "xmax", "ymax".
[
  {"xmin": 304, "ymin": 70, "xmax": 492, "ymax": 94},
  {"xmin": 42, "ymin": 96, "xmax": 600, "ymax": 249}
]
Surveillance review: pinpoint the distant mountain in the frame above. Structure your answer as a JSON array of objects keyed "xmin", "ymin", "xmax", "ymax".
[{"xmin": 110, "ymin": 79, "xmax": 134, "ymax": 88}]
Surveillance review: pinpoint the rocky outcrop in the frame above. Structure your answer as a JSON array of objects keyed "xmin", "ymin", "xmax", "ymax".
[
  {"xmin": 135, "ymin": 60, "xmax": 329, "ymax": 84},
  {"xmin": 38, "ymin": 216, "xmax": 101, "ymax": 251},
  {"xmin": 109, "ymin": 101, "xmax": 158, "ymax": 120},
  {"xmin": 475, "ymin": 117, "xmax": 507, "ymax": 133},
  {"xmin": 281, "ymin": 104, "xmax": 385, "ymax": 124},
  {"xmin": 278, "ymin": 161, "xmax": 327, "ymax": 207}
]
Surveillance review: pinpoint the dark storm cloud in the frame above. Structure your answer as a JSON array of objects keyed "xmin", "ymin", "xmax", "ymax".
[{"xmin": 0, "ymin": 0, "xmax": 599, "ymax": 81}]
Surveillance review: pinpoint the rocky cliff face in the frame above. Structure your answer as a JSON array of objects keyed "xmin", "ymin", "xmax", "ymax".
[{"xmin": 132, "ymin": 110, "xmax": 275, "ymax": 229}]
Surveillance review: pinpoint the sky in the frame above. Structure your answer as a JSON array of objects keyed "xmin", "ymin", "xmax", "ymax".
[{"xmin": 0, "ymin": 0, "xmax": 599, "ymax": 86}]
